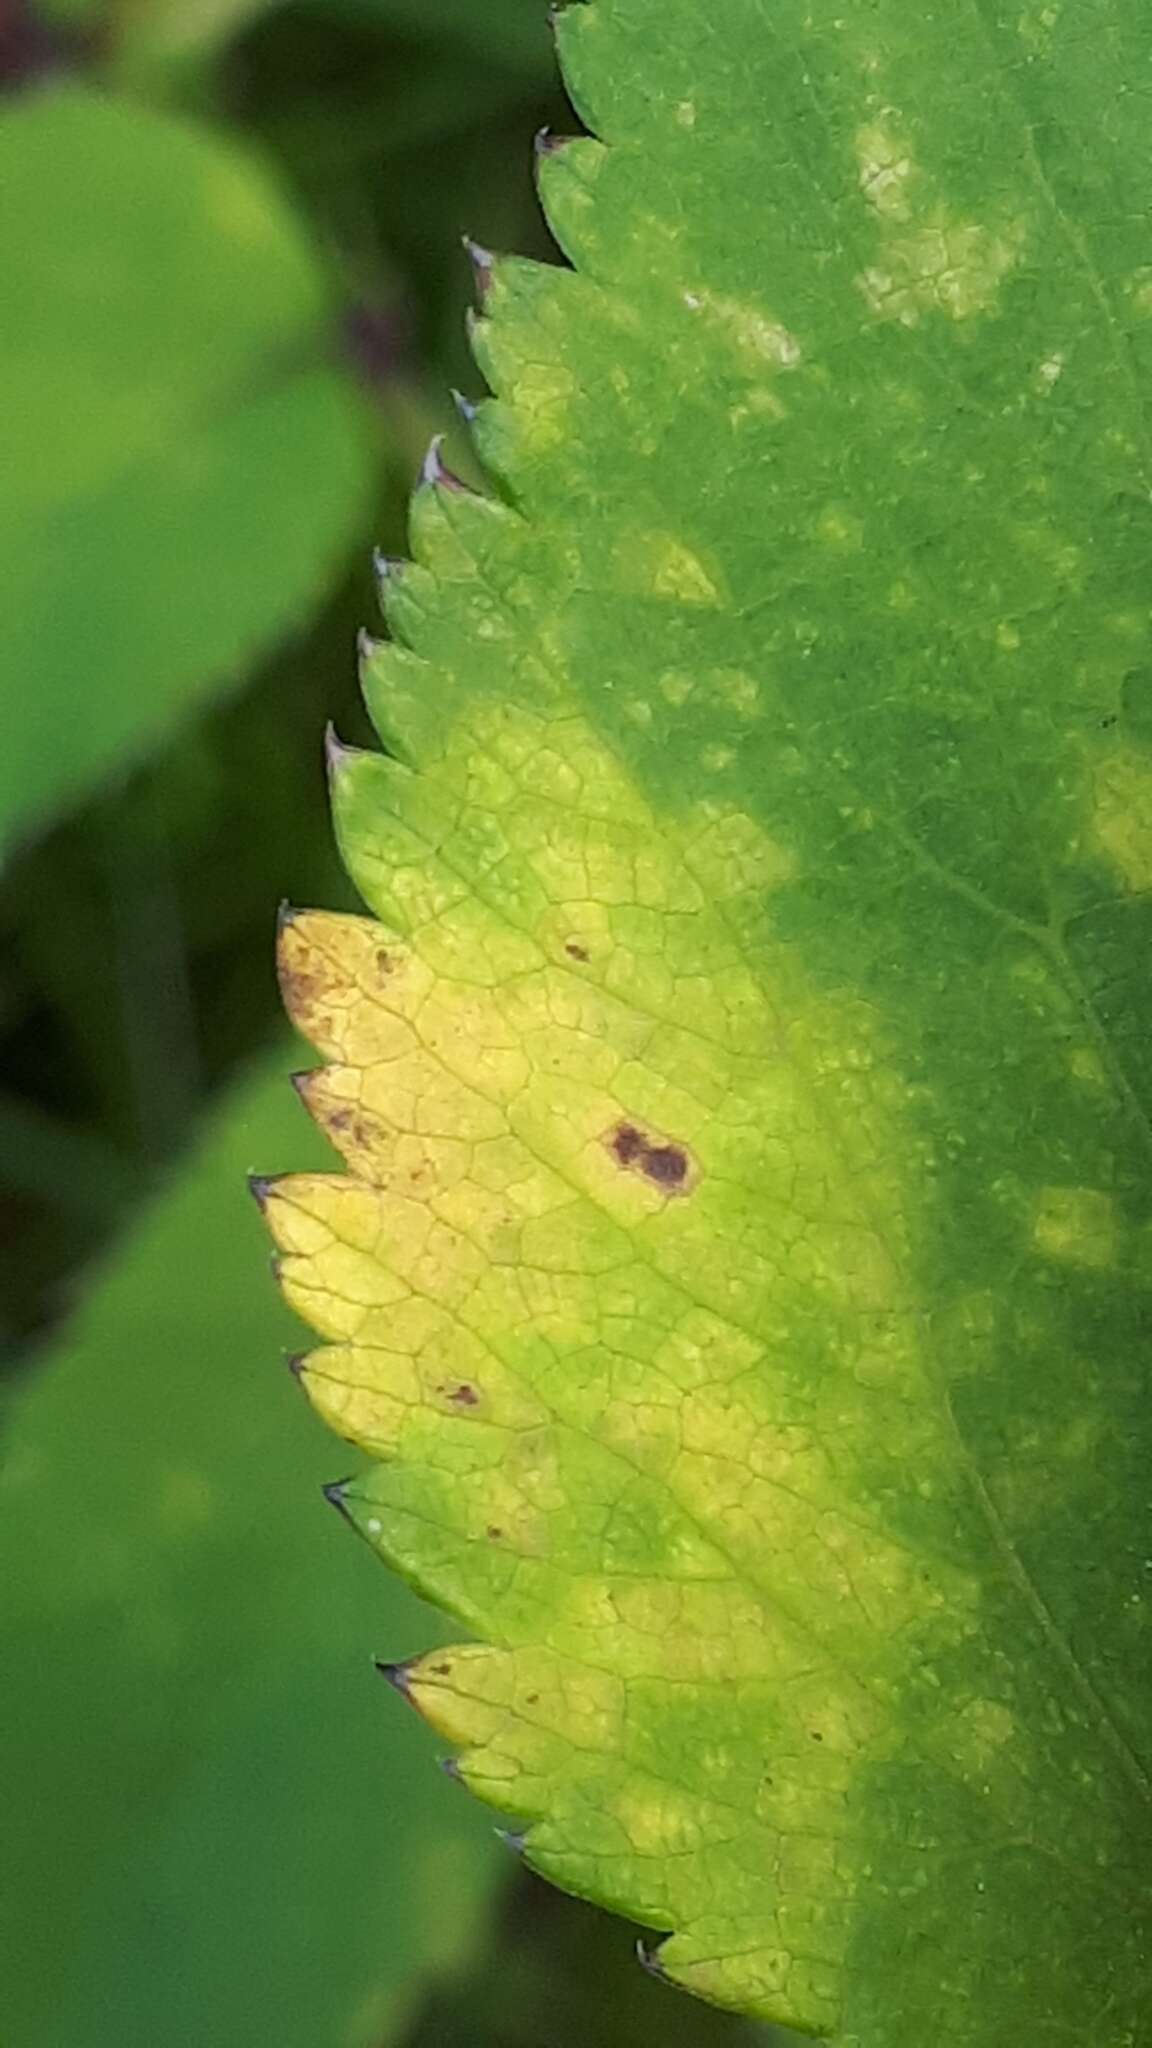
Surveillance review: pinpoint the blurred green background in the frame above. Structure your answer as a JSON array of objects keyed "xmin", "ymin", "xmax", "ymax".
[{"xmin": 0, "ymin": 5, "xmax": 779, "ymax": 2042}]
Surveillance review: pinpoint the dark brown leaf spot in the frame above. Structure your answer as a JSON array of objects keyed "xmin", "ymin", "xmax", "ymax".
[
  {"xmin": 643, "ymin": 1144, "xmax": 688, "ymax": 1188},
  {"xmin": 607, "ymin": 1121, "xmax": 693, "ymax": 1193},
  {"xmin": 447, "ymin": 1382, "xmax": 479, "ymax": 1408},
  {"xmin": 564, "ymin": 941, "xmax": 589, "ymax": 961},
  {"xmin": 376, "ymin": 948, "xmax": 395, "ymax": 978},
  {"xmin": 486, "ymin": 1525, "xmax": 503, "ymax": 1541},
  {"xmin": 611, "ymin": 1123, "xmax": 645, "ymax": 1166}
]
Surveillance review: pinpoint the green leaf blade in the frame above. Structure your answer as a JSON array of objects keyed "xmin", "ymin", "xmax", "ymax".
[
  {"xmin": 0, "ymin": 89, "xmax": 371, "ymax": 853},
  {"xmin": 266, "ymin": 2, "xmax": 1152, "ymax": 2038}
]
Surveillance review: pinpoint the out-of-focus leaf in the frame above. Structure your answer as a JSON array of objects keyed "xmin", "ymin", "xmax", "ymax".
[
  {"xmin": 0, "ymin": 1059, "xmax": 496, "ymax": 2048},
  {"xmin": 335, "ymin": 0, "xmax": 552, "ymax": 76},
  {"xmin": 0, "ymin": 88, "xmax": 371, "ymax": 856}
]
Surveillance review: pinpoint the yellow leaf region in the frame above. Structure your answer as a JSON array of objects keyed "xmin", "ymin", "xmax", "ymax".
[{"xmin": 259, "ymin": 697, "xmax": 1004, "ymax": 2033}]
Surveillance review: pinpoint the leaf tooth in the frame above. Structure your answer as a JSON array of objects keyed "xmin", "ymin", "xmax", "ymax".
[
  {"xmin": 323, "ymin": 721, "xmax": 368, "ymax": 783},
  {"xmin": 533, "ymin": 125, "xmax": 568, "ymax": 160},
  {"xmin": 375, "ymin": 1656, "xmax": 417, "ymax": 1699},
  {"xmin": 246, "ymin": 1172, "xmax": 279, "ymax": 1209},
  {"xmin": 321, "ymin": 1476, "xmax": 356, "ymax": 1522},
  {"xmin": 495, "ymin": 1825, "xmax": 527, "ymax": 1857},
  {"xmin": 461, "ymin": 235, "xmax": 495, "ymax": 304},
  {"xmin": 371, "ymin": 547, "xmax": 405, "ymax": 591},
  {"xmin": 636, "ymin": 1937, "xmax": 673, "ymax": 1984},
  {"xmin": 418, "ymin": 432, "xmax": 472, "ymax": 495},
  {"xmin": 450, "ymin": 387, "xmax": 479, "ymax": 425}
]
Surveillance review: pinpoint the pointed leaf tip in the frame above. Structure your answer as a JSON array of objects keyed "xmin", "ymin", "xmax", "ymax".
[
  {"xmin": 450, "ymin": 387, "xmax": 479, "ymax": 425},
  {"xmin": 285, "ymin": 1351, "xmax": 308, "ymax": 1380},
  {"xmin": 439, "ymin": 1754, "xmax": 463, "ymax": 1782},
  {"xmin": 322, "ymin": 1477, "xmax": 355, "ymax": 1519},
  {"xmin": 323, "ymin": 722, "xmax": 358, "ymax": 779},
  {"xmin": 276, "ymin": 899, "xmax": 298, "ymax": 935},
  {"xmin": 371, "ymin": 548, "xmax": 403, "ymax": 588},
  {"xmin": 247, "ymin": 1173, "xmax": 275, "ymax": 1209},
  {"xmin": 375, "ymin": 1657, "xmax": 415, "ymax": 1697},
  {"xmin": 495, "ymin": 1826, "xmax": 526, "ymax": 1856},
  {"xmin": 461, "ymin": 236, "xmax": 494, "ymax": 300},
  {"xmin": 419, "ymin": 434, "xmax": 469, "ymax": 494},
  {"xmin": 636, "ymin": 1938, "xmax": 672, "ymax": 1984}
]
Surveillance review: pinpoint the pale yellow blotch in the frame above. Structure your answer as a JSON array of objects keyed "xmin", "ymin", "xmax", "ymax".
[
  {"xmin": 1125, "ymin": 266, "xmax": 1152, "ymax": 318},
  {"xmin": 684, "ymin": 802, "xmax": 797, "ymax": 896},
  {"xmin": 1091, "ymin": 749, "xmax": 1152, "ymax": 890},
  {"xmin": 1035, "ymin": 351, "xmax": 1065, "ymax": 392},
  {"xmin": 816, "ymin": 505, "xmax": 864, "ymax": 550},
  {"xmin": 856, "ymin": 120, "xmax": 915, "ymax": 221},
  {"xmin": 507, "ymin": 361, "xmax": 577, "ymax": 451},
  {"xmin": 705, "ymin": 667, "xmax": 761, "ymax": 717},
  {"xmin": 619, "ymin": 533, "xmax": 726, "ymax": 607},
  {"xmin": 659, "ymin": 669, "xmax": 695, "ymax": 706},
  {"xmin": 996, "ymin": 621, "xmax": 1021, "ymax": 651},
  {"xmin": 615, "ymin": 1784, "xmax": 705, "ymax": 1858},
  {"xmin": 674, "ymin": 99, "xmax": 697, "ymax": 128},
  {"xmin": 1068, "ymin": 1045, "xmax": 1108, "ymax": 1088},
  {"xmin": 935, "ymin": 1696, "xmax": 1021, "ymax": 1784},
  {"xmin": 683, "ymin": 288, "xmax": 802, "ymax": 372},
  {"xmin": 1032, "ymin": 1186, "xmax": 1119, "ymax": 1269},
  {"xmin": 700, "ymin": 743, "xmax": 735, "ymax": 772},
  {"xmin": 854, "ymin": 120, "xmax": 1024, "ymax": 325}
]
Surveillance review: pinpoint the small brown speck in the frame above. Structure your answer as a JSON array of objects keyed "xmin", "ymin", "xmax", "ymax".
[
  {"xmin": 565, "ymin": 941, "xmax": 589, "ymax": 961},
  {"xmin": 447, "ymin": 1383, "xmax": 479, "ymax": 1408},
  {"xmin": 486, "ymin": 1525, "xmax": 503, "ymax": 1541},
  {"xmin": 376, "ymin": 949, "xmax": 395, "ymax": 978}
]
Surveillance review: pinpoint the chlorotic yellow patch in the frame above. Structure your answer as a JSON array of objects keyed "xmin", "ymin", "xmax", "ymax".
[{"xmin": 254, "ymin": 701, "xmax": 1013, "ymax": 2036}]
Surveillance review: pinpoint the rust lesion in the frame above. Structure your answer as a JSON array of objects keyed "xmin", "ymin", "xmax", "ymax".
[{"xmin": 606, "ymin": 1120, "xmax": 695, "ymax": 1194}]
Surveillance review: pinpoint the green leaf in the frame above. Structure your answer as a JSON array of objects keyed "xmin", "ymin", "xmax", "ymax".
[
  {"xmin": 0, "ymin": 88, "xmax": 371, "ymax": 856},
  {"xmin": 0, "ymin": 1060, "xmax": 496, "ymax": 2048},
  {"xmin": 260, "ymin": 1, "xmax": 1152, "ymax": 2039}
]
